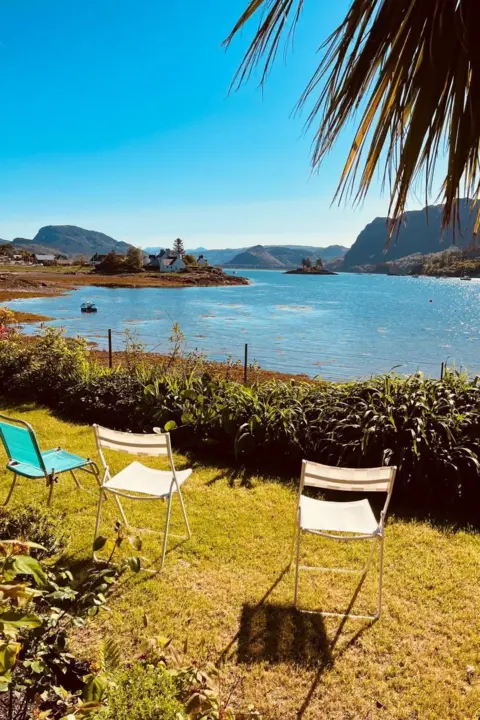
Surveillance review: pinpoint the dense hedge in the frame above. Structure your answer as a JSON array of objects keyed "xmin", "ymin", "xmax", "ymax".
[{"xmin": 1, "ymin": 328, "xmax": 480, "ymax": 511}]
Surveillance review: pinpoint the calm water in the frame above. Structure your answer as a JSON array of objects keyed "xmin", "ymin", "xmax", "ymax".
[{"xmin": 5, "ymin": 271, "xmax": 480, "ymax": 380}]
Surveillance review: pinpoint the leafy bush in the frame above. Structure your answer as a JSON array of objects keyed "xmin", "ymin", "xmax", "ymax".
[
  {"xmin": 0, "ymin": 326, "xmax": 89, "ymax": 404},
  {"xmin": 0, "ymin": 523, "xmax": 142, "ymax": 720},
  {"xmin": 59, "ymin": 371, "xmax": 146, "ymax": 428},
  {"xmin": 2, "ymin": 328, "xmax": 480, "ymax": 512},
  {"xmin": 0, "ymin": 308, "xmax": 15, "ymax": 326},
  {"xmin": 90, "ymin": 646, "xmax": 263, "ymax": 720},
  {"xmin": 0, "ymin": 504, "xmax": 69, "ymax": 560},
  {"xmin": 92, "ymin": 663, "xmax": 183, "ymax": 720}
]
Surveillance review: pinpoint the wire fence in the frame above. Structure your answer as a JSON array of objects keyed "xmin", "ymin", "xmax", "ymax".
[{"xmin": 72, "ymin": 327, "xmax": 461, "ymax": 383}]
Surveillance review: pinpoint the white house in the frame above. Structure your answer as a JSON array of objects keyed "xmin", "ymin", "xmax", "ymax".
[
  {"xmin": 34, "ymin": 254, "xmax": 56, "ymax": 265},
  {"xmin": 149, "ymin": 249, "xmax": 185, "ymax": 273},
  {"xmin": 197, "ymin": 254, "xmax": 208, "ymax": 266}
]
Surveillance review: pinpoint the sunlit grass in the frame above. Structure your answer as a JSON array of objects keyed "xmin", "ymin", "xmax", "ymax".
[{"xmin": 0, "ymin": 404, "xmax": 479, "ymax": 719}]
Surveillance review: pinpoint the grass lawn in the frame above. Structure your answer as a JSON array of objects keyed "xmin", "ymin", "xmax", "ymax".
[{"xmin": 0, "ymin": 404, "xmax": 479, "ymax": 719}]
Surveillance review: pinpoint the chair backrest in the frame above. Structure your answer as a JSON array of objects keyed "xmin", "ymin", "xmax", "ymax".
[
  {"xmin": 93, "ymin": 424, "xmax": 172, "ymax": 466},
  {"xmin": 0, "ymin": 415, "xmax": 45, "ymax": 472},
  {"xmin": 301, "ymin": 460, "xmax": 396, "ymax": 494}
]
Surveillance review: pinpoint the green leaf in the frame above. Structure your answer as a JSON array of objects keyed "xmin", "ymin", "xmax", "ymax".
[
  {"xmin": 0, "ymin": 641, "xmax": 21, "ymax": 676},
  {"xmin": 127, "ymin": 557, "xmax": 141, "ymax": 573},
  {"xmin": 11, "ymin": 556, "xmax": 47, "ymax": 587},
  {"xmin": 93, "ymin": 536, "xmax": 107, "ymax": 552},
  {"xmin": 164, "ymin": 420, "xmax": 177, "ymax": 432},
  {"xmin": 128, "ymin": 536, "xmax": 142, "ymax": 552},
  {"xmin": 83, "ymin": 673, "xmax": 108, "ymax": 702},
  {"xmin": 100, "ymin": 636, "xmax": 122, "ymax": 674},
  {"xmin": 0, "ymin": 612, "xmax": 42, "ymax": 633}
]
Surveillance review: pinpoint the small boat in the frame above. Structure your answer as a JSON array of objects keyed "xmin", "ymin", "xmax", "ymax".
[
  {"xmin": 81, "ymin": 302, "xmax": 98, "ymax": 313},
  {"xmin": 460, "ymin": 276, "xmax": 472, "ymax": 281},
  {"xmin": 412, "ymin": 274, "xmax": 419, "ymax": 278}
]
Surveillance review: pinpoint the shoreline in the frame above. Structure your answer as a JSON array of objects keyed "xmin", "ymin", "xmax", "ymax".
[
  {"xmin": 0, "ymin": 271, "xmax": 315, "ymax": 383},
  {"xmin": 10, "ymin": 335, "xmax": 314, "ymax": 385},
  {"xmin": 0, "ymin": 267, "xmax": 249, "ymax": 292},
  {"xmin": 0, "ymin": 267, "xmax": 250, "ymax": 322}
]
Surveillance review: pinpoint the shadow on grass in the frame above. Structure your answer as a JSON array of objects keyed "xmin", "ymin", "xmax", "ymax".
[
  {"xmin": 191, "ymin": 452, "xmax": 480, "ymax": 530},
  {"xmin": 237, "ymin": 603, "xmax": 330, "ymax": 668},
  {"xmin": 219, "ymin": 564, "xmax": 376, "ymax": 719}
]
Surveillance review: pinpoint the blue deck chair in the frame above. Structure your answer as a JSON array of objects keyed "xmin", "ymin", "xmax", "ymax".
[{"xmin": 0, "ymin": 414, "xmax": 100, "ymax": 506}]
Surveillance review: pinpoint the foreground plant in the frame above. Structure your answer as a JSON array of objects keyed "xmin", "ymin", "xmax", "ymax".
[
  {"xmin": 0, "ymin": 523, "xmax": 141, "ymax": 720},
  {"xmin": 91, "ymin": 636, "xmax": 262, "ymax": 720}
]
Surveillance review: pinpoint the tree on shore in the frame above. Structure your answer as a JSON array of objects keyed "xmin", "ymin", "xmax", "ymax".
[
  {"xmin": 226, "ymin": 0, "xmax": 480, "ymax": 237},
  {"xmin": 97, "ymin": 251, "xmax": 124, "ymax": 274},
  {"xmin": 173, "ymin": 238, "xmax": 185, "ymax": 256},
  {"xmin": 302, "ymin": 257, "xmax": 312, "ymax": 269},
  {"xmin": 315, "ymin": 258, "xmax": 323, "ymax": 270},
  {"xmin": 125, "ymin": 247, "xmax": 144, "ymax": 272}
]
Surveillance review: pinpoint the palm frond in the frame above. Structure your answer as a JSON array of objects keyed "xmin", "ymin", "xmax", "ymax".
[{"xmin": 227, "ymin": 0, "xmax": 480, "ymax": 235}]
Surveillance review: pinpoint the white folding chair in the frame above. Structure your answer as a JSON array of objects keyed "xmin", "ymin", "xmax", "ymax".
[
  {"xmin": 93, "ymin": 424, "xmax": 192, "ymax": 570},
  {"xmin": 291, "ymin": 460, "xmax": 396, "ymax": 620}
]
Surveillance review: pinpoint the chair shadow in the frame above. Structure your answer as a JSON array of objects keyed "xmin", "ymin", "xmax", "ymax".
[
  {"xmin": 205, "ymin": 466, "xmax": 255, "ymax": 489},
  {"xmin": 237, "ymin": 602, "xmax": 330, "ymax": 668},
  {"xmin": 219, "ymin": 564, "xmax": 375, "ymax": 719}
]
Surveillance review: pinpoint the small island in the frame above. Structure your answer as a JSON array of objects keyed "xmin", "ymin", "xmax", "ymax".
[{"xmin": 284, "ymin": 257, "xmax": 337, "ymax": 275}]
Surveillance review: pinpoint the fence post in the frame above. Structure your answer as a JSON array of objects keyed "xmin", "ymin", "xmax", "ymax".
[
  {"xmin": 440, "ymin": 361, "xmax": 444, "ymax": 380},
  {"xmin": 108, "ymin": 329, "xmax": 112, "ymax": 369},
  {"xmin": 244, "ymin": 343, "xmax": 248, "ymax": 385}
]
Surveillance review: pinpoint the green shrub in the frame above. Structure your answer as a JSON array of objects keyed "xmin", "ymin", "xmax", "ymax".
[
  {"xmin": 93, "ymin": 663, "xmax": 183, "ymax": 720},
  {"xmin": 0, "ymin": 503, "xmax": 69, "ymax": 560},
  {"xmin": 2, "ymin": 523, "xmax": 142, "ymax": 720},
  {"xmin": 0, "ymin": 326, "xmax": 89, "ymax": 403},
  {"xmin": 2, "ymin": 328, "xmax": 480, "ymax": 513}
]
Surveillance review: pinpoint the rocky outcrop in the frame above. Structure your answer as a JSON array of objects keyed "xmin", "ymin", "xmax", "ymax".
[{"xmin": 343, "ymin": 199, "xmax": 480, "ymax": 269}]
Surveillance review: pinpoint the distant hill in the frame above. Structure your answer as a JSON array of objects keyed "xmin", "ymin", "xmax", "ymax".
[
  {"xmin": 11, "ymin": 226, "xmax": 134, "ymax": 258},
  {"xmin": 10, "ymin": 238, "xmax": 64, "ymax": 255},
  {"xmin": 223, "ymin": 244, "xmax": 347, "ymax": 269},
  {"xmin": 144, "ymin": 247, "xmax": 242, "ymax": 265},
  {"xmin": 224, "ymin": 246, "xmax": 285, "ymax": 269},
  {"xmin": 144, "ymin": 244, "xmax": 347, "ymax": 267},
  {"xmin": 342, "ymin": 199, "xmax": 480, "ymax": 269}
]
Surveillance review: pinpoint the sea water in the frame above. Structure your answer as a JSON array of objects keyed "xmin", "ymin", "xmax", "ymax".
[{"xmin": 5, "ymin": 271, "xmax": 480, "ymax": 380}]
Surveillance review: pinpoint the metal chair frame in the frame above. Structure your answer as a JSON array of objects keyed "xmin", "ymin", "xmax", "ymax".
[
  {"xmin": 0, "ymin": 414, "xmax": 100, "ymax": 506},
  {"xmin": 291, "ymin": 459, "xmax": 396, "ymax": 620},
  {"xmin": 93, "ymin": 424, "xmax": 191, "ymax": 570}
]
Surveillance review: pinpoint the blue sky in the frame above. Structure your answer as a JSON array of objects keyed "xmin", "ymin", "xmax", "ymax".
[{"xmin": 0, "ymin": 0, "xmax": 428, "ymax": 249}]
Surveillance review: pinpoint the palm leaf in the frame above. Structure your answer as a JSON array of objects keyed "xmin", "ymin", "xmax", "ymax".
[{"xmin": 227, "ymin": 0, "xmax": 480, "ymax": 237}]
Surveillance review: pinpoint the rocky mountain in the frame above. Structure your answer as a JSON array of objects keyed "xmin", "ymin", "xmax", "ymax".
[
  {"xmin": 11, "ymin": 226, "xmax": 134, "ymax": 258},
  {"xmin": 9, "ymin": 239, "xmax": 63, "ymax": 255},
  {"xmin": 224, "ymin": 246, "xmax": 285, "ymax": 269},
  {"xmin": 224, "ymin": 244, "xmax": 347, "ymax": 269},
  {"xmin": 342, "ymin": 199, "xmax": 479, "ymax": 269}
]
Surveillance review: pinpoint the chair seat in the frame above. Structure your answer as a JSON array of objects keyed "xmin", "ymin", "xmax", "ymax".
[
  {"xmin": 103, "ymin": 461, "xmax": 192, "ymax": 497},
  {"xmin": 299, "ymin": 495, "xmax": 379, "ymax": 536},
  {"xmin": 7, "ymin": 449, "xmax": 90, "ymax": 479}
]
